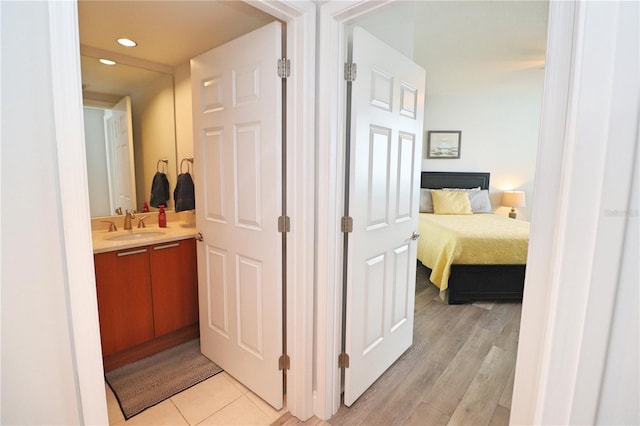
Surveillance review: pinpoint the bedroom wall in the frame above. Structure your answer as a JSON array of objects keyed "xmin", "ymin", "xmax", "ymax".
[
  {"xmin": 349, "ymin": 2, "xmax": 416, "ymax": 59},
  {"xmin": 356, "ymin": 1, "xmax": 545, "ymax": 222},
  {"xmin": 411, "ymin": 1, "xmax": 548, "ymax": 222},
  {"xmin": 420, "ymin": 67, "xmax": 544, "ymax": 221}
]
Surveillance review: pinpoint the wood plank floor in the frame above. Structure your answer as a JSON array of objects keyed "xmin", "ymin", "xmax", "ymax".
[{"xmin": 273, "ymin": 263, "xmax": 522, "ymax": 426}]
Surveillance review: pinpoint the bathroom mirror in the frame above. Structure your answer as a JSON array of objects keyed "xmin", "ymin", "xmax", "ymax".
[{"xmin": 81, "ymin": 55, "xmax": 177, "ymax": 217}]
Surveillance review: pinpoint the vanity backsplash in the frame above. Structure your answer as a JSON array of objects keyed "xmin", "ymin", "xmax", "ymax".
[{"xmin": 90, "ymin": 209, "xmax": 195, "ymax": 232}]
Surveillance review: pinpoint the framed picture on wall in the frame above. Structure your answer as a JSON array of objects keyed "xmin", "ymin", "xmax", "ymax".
[{"xmin": 426, "ymin": 130, "xmax": 462, "ymax": 159}]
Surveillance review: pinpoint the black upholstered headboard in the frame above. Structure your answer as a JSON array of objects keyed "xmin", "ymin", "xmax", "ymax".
[{"xmin": 421, "ymin": 172, "xmax": 490, "ymax": 190}]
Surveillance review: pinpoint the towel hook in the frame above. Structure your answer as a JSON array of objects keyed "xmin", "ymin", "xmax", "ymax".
[
  {"xmin": 180, "ymin": 157, "xmax": 194, "ymax": 174},
  {"xmin": 157, "ymin": 158, "xmax": 168, "ymax": 173}
]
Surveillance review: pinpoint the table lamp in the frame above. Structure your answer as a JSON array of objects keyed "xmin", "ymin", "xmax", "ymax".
[{"xmin": 502, "ymin": 190, "xmax": 526, "ymax": 219}]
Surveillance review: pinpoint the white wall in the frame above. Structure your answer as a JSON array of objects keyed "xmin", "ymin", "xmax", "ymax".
[
  {"xmin": 596, "ymin": 151, "xmax": 639, "ymax": 424},
  {"xmin": 83, "ymin": 107, "xmax": 111, "ymax": 216},
  {"xmin": 1, "ymin": 2, "xmax": 84, "ymax": 423},
  {"xmin": 350, "ymin": 2, "xmax": 416, "ymax": 59},
  {"xmin": 352, "ymin": 1, "xmax": 546, "ymax": 222},
  {"xmin": 421, "ymin": 67, "xmax": 545, "ymax": 220}
]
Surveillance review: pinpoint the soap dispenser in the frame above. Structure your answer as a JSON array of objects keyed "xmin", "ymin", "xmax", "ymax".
[{"xmin": 158, "ymin": 205, "xmax": 167, "ymax": 228}]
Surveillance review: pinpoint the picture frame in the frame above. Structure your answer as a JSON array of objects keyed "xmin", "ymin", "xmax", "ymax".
[{"xmin": 426, "ymin": 130, "xmax": 462, "ymax": 159}]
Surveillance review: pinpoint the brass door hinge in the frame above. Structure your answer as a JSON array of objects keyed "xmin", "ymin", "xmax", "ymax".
[
  {"xmin": 341, "ymin": 216, "xmax": 353, "ymax": 233},
  {"xmin": 279, "ymin": 354, "xmax": 290, "ymax": 371},
  {"xmin": 338, "ymin": 352, "xmax": 350, "ymax": 368},
  {"xmin": 278, "ymin": 216, "xmax": 291, "ymax": 233}
]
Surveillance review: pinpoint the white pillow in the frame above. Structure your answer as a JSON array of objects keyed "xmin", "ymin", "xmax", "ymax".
[
  {"xmin": 468, "ymin": 189, "xmax": 493, "ymax": 213},
  {"xmin": 443, "ymin": 186, "xmax": 481, "ymax": 191},
  {"xmin": 419, "ymin": 188, "xmax": 434, "ymax": 213}
]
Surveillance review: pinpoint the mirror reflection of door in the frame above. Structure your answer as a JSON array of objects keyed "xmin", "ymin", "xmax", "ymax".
[
  {"xmin": 105, "ymin": 96, "xmax": 136, "ymax": 215},
  {"xmin": 80, "ymin": 55, "xmax": 177, "ymax": 215},
  {"xmin": 84, "ymin": 96, "xmax": 136, "ymax": 217}
]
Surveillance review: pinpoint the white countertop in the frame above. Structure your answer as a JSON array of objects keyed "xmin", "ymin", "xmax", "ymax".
[{"xmin": 92, "ymin": 222, "xmax": 197, "ymax": 254}]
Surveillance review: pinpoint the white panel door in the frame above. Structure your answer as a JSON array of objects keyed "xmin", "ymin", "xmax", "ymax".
[
  {"xmin": 104, "ymin": 96, "xmax": 136, "ymax": 213},
  {"xmin": 191, "ymin": 22, "xmax": 283, "ymax": 409},
  {"xmin": 344, "ymin": 27, "xmax": 426, "ymax": 406}
]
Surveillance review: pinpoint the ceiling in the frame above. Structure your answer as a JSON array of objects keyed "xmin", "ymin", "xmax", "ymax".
[
  {"xmin": 357, "ymin": 1, "xmax": 549, "ymax": 94},
  {"xmin": 411, "ymin": 1, "xmax": 548, "ymax": 66},
  {"xmin": 79, "ymin": 1, "xmax": 549, "ymax": 96},
  {"xmin": 78, "ymin": 1, "xmax": 275, "ymax": 95},
  {"xmin": 78, "ymin": 1, "xmax": 275, "ymax": 67}
]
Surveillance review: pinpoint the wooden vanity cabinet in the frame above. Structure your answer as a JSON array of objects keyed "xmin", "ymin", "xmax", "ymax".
[
  {"xmin": 94, "ymin": 247, "xmax": 155, "ymax": 357},
  {"xmin": 149, "ymin": 239, "xmax": 199, "ymax": 336},
  {"xmin": 94, "ymin": 237, "xmax": 199, "ymax": 368}
]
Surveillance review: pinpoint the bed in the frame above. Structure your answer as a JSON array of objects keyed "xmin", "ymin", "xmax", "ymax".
[{"xmin": 417, "ymin": 172, "xmax": 528, "ymax": 304}]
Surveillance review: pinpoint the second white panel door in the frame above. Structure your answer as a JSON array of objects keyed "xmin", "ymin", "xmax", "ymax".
[{"xmin": 344, "ymin": 26, "xmax": 426, "ymax": 406}]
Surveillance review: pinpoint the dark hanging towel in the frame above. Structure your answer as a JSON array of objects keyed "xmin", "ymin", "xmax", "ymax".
[
  {"xmin": 150, "ymin": 172, "xmax": 170, "ymax": 208},
  {"xmin": 174, "ymin": 172, "xmax": 195, "ymax": 212}
]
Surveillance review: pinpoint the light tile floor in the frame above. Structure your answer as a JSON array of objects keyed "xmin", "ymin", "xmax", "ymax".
[{"xmin": 106, "ymin": 372, "xmax": 286, "ymax": 425}]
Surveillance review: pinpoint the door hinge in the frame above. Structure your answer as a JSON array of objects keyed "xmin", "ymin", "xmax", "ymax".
[
  {"xmin": 279, "ymin": 354, "xmax": 290, "ymax": 371},
  {"xmin": 341, "ymin": 216, "xmax": 353, "ymax": 233},
  {"xmin": 278, "ymin": 58, "xmax": 291, "ymax": 79},
  {"xmin": 344, "ymin": 63, "xmax": 357, "ymax": 82},
  {"xmin": 338, "ymin": 352, "xmax": 350, "ymax": 368},
  {"xmin": 278, "ymin": 216, "xmax": 291, "ymax": 233}
]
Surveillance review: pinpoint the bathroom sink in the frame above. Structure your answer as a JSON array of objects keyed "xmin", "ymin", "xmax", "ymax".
[{"xmin": 106, "ymin": 231, "xmax": 166, "ymax": 241}]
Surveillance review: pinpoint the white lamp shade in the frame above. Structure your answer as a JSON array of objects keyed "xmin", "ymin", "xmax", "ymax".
[{"xmin": 502, "ymin": 190, "xmax": 526, "ymax": 208}]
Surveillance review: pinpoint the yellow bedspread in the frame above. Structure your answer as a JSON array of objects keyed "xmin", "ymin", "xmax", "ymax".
[{"xmin": 417, "ymin": 214, "xmax": 529, "ymax": 292}]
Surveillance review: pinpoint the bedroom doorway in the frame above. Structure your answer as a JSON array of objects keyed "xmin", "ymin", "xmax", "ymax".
[{"xmin": 318, "ymin": 0, "xmax": 548, "ymax": 418}]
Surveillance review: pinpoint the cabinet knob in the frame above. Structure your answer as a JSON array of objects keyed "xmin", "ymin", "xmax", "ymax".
[{"xmin": 196, "ymin": 232, "xmax": 204, "ymax": 242}]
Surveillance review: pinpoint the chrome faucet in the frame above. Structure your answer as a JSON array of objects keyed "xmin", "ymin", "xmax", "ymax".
[{"xmin": 123, "ymin": 210, "xmax": 135, "ymax": 230}]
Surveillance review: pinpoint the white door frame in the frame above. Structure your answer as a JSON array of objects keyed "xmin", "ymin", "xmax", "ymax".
[
  {"xmin": 315, "ymin": 2, "xmax": 398, "ymax": 417},
  {"xmin": 248, "ymin": 3, "xmax": 317, "ymax": 418},
  {"xmin": 512, "ymin": 1, "xmax": 639, "ymax": 424},
  {"xmin": 47, "ymin": 0, "xmax": 316, "ymax": 423}
]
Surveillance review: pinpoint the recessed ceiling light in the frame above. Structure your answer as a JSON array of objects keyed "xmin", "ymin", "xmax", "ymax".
[
  {"xmin": 117, "ymin": 38, "xmax": 137, "ymax": 47},
  {"xmin": 99, "ymin": 59, "xmax": 116, "ymax": 66}
]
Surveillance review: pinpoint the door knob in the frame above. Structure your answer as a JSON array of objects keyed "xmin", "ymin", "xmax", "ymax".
[
  {"xmin": 410, "ymin": 232, "xmax": 421, "ymax": 240},
  {"xmin": 196, "ymin": 232, "xmax": 204, "ymax": 242}
]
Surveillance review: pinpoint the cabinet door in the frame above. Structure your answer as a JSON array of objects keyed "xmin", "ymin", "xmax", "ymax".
[
  {"xmin": 149, "ymin": 239, "xmax": 199, "ymax": 336},
  {"xmin": 94, "ymin": 248, "xmax": 154, "ymax": 356}
]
